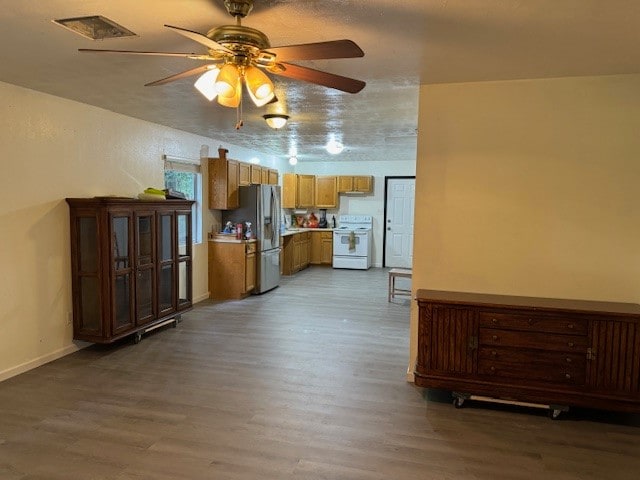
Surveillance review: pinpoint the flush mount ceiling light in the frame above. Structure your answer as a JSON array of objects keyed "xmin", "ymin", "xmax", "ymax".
[
  {"xmin": 78, "ymin": 0, "xmax": 366, "ymax": 128},
  {"xmin": 288, "ymin": 156, "xmax": 298, "ymax": 166},
  {"xmin": 325, "ymin": 139, "xmax": 344, "ymax": 155},
  {"xmin": 263, "ymin": 113, "xmax": 289, "ymax": 129}
]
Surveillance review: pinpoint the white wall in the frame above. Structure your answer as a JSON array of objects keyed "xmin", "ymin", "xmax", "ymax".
[
  {"xmin": 409, "ymin": 73, "xmax": 640, "ymax": 376},
  {"xmin": 294, "ymin": 160, "xmax": 416, "ymax": 266},
  {"xmin": 0, "ymin": 80, "xmax": 282, "ymax": 381}
]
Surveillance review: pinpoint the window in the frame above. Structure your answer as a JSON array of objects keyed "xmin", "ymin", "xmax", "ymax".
[{"xmin": 164, "ymin": 160, "xmax": 202, "ymax": 245}]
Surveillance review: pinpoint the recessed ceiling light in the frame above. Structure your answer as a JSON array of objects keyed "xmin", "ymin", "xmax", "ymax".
[
  {"xmin": 53, "ymin": 15, "xmax": 136, "ymax": 40},
  {"xmin": 325, "ymin": 139, "xmax": 344, "ymax": 155}
]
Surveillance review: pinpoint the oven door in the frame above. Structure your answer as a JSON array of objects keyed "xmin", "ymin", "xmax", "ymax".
[{"xmin": 333, "ymin": 231, "xmax": 368, "ymax": 256}]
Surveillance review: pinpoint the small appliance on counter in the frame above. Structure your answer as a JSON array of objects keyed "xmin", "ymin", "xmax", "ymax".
[{"xmin": 318, "ymin": 209, "xmax": 328, "ymax": 228}]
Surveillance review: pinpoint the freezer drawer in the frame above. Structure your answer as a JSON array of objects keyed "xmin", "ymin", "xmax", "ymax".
[{"xmin": 257, "ymin": 248, "xmax": 281, "ymax": 293}]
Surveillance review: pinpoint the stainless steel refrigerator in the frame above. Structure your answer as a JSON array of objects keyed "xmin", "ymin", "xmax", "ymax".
[{"xmin": 222, "ymin": 184, "xmax": 281, "ymax": 294}]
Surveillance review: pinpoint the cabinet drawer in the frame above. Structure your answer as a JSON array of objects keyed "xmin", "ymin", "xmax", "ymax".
[
  {"xmin": 479, "ymin": 312, "xmax": 587, "ymax": 335},
  {"xmin": 479, "ymin": 328, "xmax": 588, "ymax": 353},
  {"xmin": 245, "ymin": 242, "xmax": 257, "ymax": 254},
  {"xmin": 479, "ymin": 346, "xmax": 586, "ymax": 385}
]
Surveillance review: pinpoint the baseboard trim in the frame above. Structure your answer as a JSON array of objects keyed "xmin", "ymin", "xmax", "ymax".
[
  {"xmin": 406, "ymin": 364, "xmax": 415, "ymax": 383},
  {"xmin": 0, "ymin": 343, "xmax": 84, "ymax": 383},
  {"xmin": 193, "ymin": 292, "xmax": 210, "ymax": 304}
]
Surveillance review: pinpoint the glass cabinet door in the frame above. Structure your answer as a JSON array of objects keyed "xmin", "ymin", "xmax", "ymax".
[
  {"xmin": 76, "ymin": 216, "xmax": 101, "ymax": 335},
  {"xmin": 177, "ymin": 211, "xmax": 192, "ymax": 310},
  {"xmin": 111, "ymin": 214, "xmax": 134, "ymax": 333},
  {"xmin": 157, "ymin": 213, "xmax": 175, "ymax": 315},
  {"xmin": 135, "ymin": 214, "xmax": 155, "ymax": 325}
]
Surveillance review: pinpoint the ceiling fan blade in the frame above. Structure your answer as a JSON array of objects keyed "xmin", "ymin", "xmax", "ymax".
[
  {"xmin": 145, "ymin": 65, "xmax": 216, "ymax": 86},
  {"xmin": 78, "ymin": 48, "xmax": 213, "ymax": 60},
  {"xmin": 272, "ymin": 63, "xmax": 365, "ymax": 94},
  {"xmin": 265, "ymin": 39, "xmax": 364, "ymax": 62},
  {"xmin": 164, "ymin": 24, "xmax": 234, "ymax": 55}
]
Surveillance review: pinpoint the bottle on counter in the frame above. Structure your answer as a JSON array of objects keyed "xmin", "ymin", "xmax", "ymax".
[
  {"xmin": 236, "ymin": 223, "xmax": 243, "ymax": 240},
  {"xmin": 331, "ymin": 215, "xmax": 336, "ymax": 228},
  {"xmin": 245, "ymin": 222, "xmax": 253, "ymax": 240}
]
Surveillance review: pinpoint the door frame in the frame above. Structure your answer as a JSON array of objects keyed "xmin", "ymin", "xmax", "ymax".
[{"xmin": 382, "ymin": 176, "xmax": 416, "ymax": 268}]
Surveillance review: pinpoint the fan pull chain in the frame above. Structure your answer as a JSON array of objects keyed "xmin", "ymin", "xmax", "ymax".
[{"xmin": 235, "ymin": 91, "xmax": 244, "ymax": 130}]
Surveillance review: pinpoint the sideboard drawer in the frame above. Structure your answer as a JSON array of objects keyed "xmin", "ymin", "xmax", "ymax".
[
  {"xmin": 479, "ymin": 312, "xmax": 588, "ymax": 335},
  {"xmin": 479, "ymin": 328, "xmax": 588, "ymax": 353}
]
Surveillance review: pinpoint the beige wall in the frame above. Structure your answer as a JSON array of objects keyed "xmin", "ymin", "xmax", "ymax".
[
  {"xmin": 0, "ymin": 81, "xmax": 283, "ymax": 380},
  {"xmin": 409, "ymin": 74, "xmax": 640, "ymax": 376}
]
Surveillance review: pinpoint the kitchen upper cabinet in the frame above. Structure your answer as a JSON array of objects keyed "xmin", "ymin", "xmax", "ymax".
[
  {"xmin": 315, "ymin": 176, "xmax": 338, "ymax": 208},
  {"xmin": 209, "ymin": 149, "xmax": 239, "ymax": 210},
  {"xmin": 297, "ymin": 175, "xmax": 315, "ymax": 208},
  {"xmin": 238, "ymin": 162, "xmax": 251, "ymax": 186},
  {"xmin": 337, "ymin": 175, "xmax": 373, "ymax": 193},
  {"xmin": 282, "ymin": 173, "xmax": 315, "ymax": 209},
  {"xmin": 66, "ymin": 198, "xmax": 194, "ymax": 344},
  {"xmin": 250, "ymin": 164, "xmax": 263, "ymax": 185},
  {"xmin": 268, "ymin": 168, "xmax": 278, "ymax": 185},
  {"xmin": 261, "ymin": 167, "xmax": 270, "ymax": 185}
]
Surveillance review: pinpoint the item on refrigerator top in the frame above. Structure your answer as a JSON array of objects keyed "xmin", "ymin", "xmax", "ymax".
[{"xmin": 319, "ymin": 209, "xmax": 328, "ymax": 228}]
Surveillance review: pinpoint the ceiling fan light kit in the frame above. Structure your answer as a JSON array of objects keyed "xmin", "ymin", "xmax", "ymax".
[
  {"xmin": 263, "ymin": 114, "xmax": 289, "ymax": 129},
  {"xmin": 77, "ymin": 0, "xmax": 366, "ymax": 127}
]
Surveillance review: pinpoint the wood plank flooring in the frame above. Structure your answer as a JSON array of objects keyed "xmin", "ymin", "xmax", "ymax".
[{"xmin": 1, "ymin": 267, "xmax": 640, "ymax": 479}]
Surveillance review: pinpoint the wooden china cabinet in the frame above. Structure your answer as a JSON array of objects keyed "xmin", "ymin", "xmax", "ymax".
[{"xmin": 66, "ymin": 197, "xmax": 194, "ymax": 344}]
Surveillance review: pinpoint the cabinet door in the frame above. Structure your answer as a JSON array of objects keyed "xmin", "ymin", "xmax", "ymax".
[
  {"xmin": 417, "ymin": 304, "xmax": 477, "ymax": 376},
  {"xmin": 292, "ymin": 238, "xmax": 302, "ymax": 272},
  {"xmin": 315, "ymin": 176, "xmax": 338, "ymax": 208},
  {"xmin": 73, "ymin": 214, "xmax": 102, "ymax": 336},
  {"xmin": 238, "ymin": 162, "xmax": 251, "ymax": 186},
  {"xmin": 227, "ymin": 159, "xmax": 240, "ymax": 208},
  {"xmin": 587, "ymin": 320, "xmax": 640, "ymax": 396},
  {"xmin": 209, "ymin": 157, "xmax": 239, "ymax": 209},
  {"xmin": 354, "ymin": 176, "xmax": 373, "ymax": 193},
  {"xmin": 111, "ymin": 213, "xmax": 134, "ymax": 335},
  {"xmin": 157, "ymin": 212, "xmax": 176, "ymax": 316},
  {"xmin": 245, "ymin": 251, "xmax": 256, "ymax": 293},
  {"xmin": 321, "ymin": 235, "xmax": 333, "ymax": 264},
  {"xmin": 297, "ymin": 175, "xmax": 315, "ymax": 208},
  {"xmin": 250, "ymin": 165, "xmax": 262, "ymax": 184},
  {"xmin": 282, "ymin": 173, "xmax": 297, "ymax": 209},
  {"xmin": 261, "ymin": 167, "xmax": 270, "ymax": 185},
  {"xmin": 301, "ymin": 234, "xmax": 310, "ymax": 268},
  {"xmin": 176, "ymin": 211, "xmax": 192, "ymax": 310},
  {"xmin": 135, "ymin": 213, "xmax": 156, "ymax": 326},
  {"xmin": 268, "ymin": 169, "xmax": 278, "ymax": 185},
  {"xmin": 310, "ymin": 232, "xmax": 322, "ymax": 264},
  {"xmin": 337, "ymin": 176, "xmax": 353, "ymax": 193}
]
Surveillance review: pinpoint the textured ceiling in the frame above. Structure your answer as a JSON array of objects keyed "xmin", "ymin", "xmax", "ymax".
[{"xmin": 1, "ymin": 0, "xmax": 640, "ymax": 164}]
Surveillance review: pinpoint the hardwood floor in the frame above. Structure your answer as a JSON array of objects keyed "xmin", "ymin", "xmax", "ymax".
[{"xmin": 1, "ymin": 267, "xmax": 640, "ymax": 479}]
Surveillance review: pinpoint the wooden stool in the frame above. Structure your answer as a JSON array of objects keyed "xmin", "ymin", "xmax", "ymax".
[{"xmin": 388, "ymin": 268, "xmax": 412, "ymax": 302}]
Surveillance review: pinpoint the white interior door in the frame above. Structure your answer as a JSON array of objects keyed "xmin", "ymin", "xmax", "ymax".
[{"xmin": 385, "ymin": 178, "xmax": 415, "ymax": 268}]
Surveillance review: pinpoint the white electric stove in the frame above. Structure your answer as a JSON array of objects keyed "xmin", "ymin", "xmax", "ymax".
[{"xmin": 333, "ymin": 215, "xmax": 373, "ymax": 270}]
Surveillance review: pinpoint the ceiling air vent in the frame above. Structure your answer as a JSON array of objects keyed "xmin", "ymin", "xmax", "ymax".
[{"xmin": 53, "ymin": 15, "xmax": 136, "ymax": 40}]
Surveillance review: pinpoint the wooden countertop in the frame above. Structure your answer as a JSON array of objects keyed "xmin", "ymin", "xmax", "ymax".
[
  {"xmin": 415, "ymin": 289, "xmax": 640, "ymax": 317},
  {"xmin": 282, "ymin": 228, "xmax": 335, "ymax": 237}
]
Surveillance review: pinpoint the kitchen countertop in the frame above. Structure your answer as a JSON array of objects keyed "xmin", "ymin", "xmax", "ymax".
[
  {"xmin": 281, "ymin": 228, "xmax": 335, "ymax": 237},
  {"xmin": 208, "ymin": 235, "xmax": 257, "ymax": 244}
]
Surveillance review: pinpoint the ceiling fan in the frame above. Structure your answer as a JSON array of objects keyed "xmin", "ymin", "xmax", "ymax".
[{"xmin": 79, "ymin": 0, "xmax": 366, "ymax": 112}]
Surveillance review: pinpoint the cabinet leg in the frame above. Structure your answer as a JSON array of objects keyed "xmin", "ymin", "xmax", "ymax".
[
  {"xmin": 134, "ymin": 332, "xmax": 142, "ymax": 344},
  {"xmin": 452, "ymin": 392, "xmax": 469, "ymax": 409}
]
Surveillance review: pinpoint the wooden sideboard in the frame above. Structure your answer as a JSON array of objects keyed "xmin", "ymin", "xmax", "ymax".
[{"xmin": 415, "ymin": 290, "xmax": 640, "ymax": 415}]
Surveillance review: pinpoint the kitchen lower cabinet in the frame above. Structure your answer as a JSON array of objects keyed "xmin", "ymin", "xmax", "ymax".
[
  {"xmin": 66, "ymin": 198, "xmax": 194, "ymax": 344},
  {"xmin": 209, "ymin": 240, "xmax": 257, "ymax": 299},
  {"xmin": 282, "ymin": 231, "xmax": 315, "ymax": 275},
  {"xmin": 310, "ymin": 231, "xmax": 333, "ymax": 265},
  {"xmin": 415, "ymin": 290, "xmax": 640, "ymax": 415}
]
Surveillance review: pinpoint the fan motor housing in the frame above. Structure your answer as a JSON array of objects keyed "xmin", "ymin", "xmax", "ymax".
[{"xmin": 208, "ymin": 25, "xmax": 270, "ymax": 56}]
